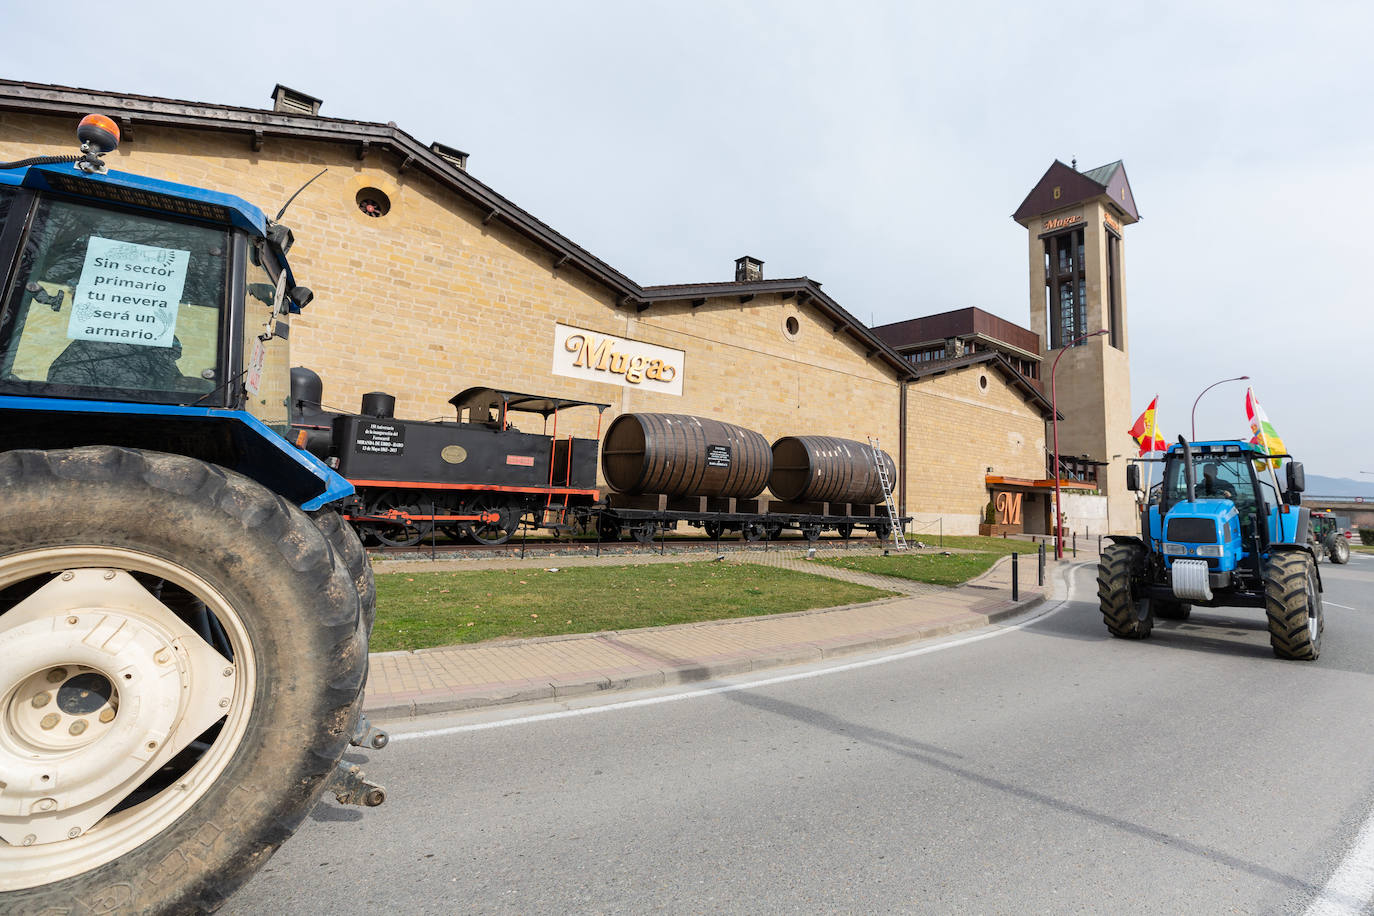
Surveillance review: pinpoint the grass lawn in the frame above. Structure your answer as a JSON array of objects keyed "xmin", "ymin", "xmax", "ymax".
[
  {"xmin": 1351, "ymin": 542, "xmax": 1374, "ymax": 553},
  {"xmin": 912, "ymin": 534, "xmax": 1044, "ymax": 555},
  {"xmin": 372, "ymin": 562, "xmax": 894, "ymax": 652},
  {"xmin": 816, "ymin": 550, "xmax": 1004, "ymax": 586}
]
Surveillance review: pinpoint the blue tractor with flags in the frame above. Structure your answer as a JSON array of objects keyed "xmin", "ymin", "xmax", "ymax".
[
  {"xmin": 1097, "ymin": 435, "xmax": 1323, "ymax": 660},
  {"xmin": 0, "ymin": 115, "xmax": 384, "ymax": 914}
]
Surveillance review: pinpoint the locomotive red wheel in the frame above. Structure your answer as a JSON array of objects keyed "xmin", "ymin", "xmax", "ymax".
[
  {"xmin": 368, "ymin": 493, "xmax": 431, "ymax": 548},
  {"xmin": 465, "ymin": 497, "xmax": 518, "ymax": 546}
]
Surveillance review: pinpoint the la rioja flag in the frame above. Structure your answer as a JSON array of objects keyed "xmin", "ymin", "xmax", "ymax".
[
  {"xmin": 1128, "ymin": 396, "xmax": 1166, "ymax": 456},
  {"xmin": 1245, "ymin": 386, "xmax": 1287, "ymax": 469}
]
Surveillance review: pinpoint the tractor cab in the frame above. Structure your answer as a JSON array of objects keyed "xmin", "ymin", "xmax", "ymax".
[
  {"xmin": 1151, "ymin": 441, "xmax": 1277, "ymax": 574},
  {"xmin": 0, "ymin": 115, "xmax": 345, "ymax": 508}
]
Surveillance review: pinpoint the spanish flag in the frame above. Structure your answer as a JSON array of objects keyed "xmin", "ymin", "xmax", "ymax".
[
  {"xmin": 1245, "ymin": 387, "xmax": 1286, "ymax": 469},
  {"xmin": 1128, "ymin": 396, "xmax": 1166, "ymax": 456}
]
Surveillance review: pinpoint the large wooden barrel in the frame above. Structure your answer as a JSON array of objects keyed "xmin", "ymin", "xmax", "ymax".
[
  {"xmin": 601, "ymin": 413, "xmax": 771, "ymax": 498},
  {"xmin": 769, "ymin": 436, "xmax": 896, "ymax": 505}
]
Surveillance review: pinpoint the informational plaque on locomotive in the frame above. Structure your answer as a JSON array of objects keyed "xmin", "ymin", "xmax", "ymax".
[
  {"xmin": 706, "ymin": 444, "xmax": 731, "ymax": 469},
  {"xmin": 354, "ymin": 421, "xmax": 405, "ymax": 455}
]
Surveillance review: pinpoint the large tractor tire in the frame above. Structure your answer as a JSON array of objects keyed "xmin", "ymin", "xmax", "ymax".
[
  {"xmin": 0, "ymin": 447, "xmax": 367, "ymax": 914},
  {"xmin": 311, "ymin": 508, "xmax": 376, "ymax": 633},
  {"xmin": 1151, "ymin": 599, "xmax": 1192, "ymax": 621},
  {"xmin": 1265, "ymin": 551, "xmax": 1323, "ymax": 660},
  {"xmin": 1326, "ymin": 535, "xmax": 1350, "ymax": 565},
  {"xmin": 1097, "ymin": 542, "xmax": 1153, "ymax": 639}
]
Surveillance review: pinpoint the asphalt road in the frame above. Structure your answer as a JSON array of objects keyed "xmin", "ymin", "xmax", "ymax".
[{"xmin": 226, "ymin": 553, "xmax": 1374, "ymax": 915}]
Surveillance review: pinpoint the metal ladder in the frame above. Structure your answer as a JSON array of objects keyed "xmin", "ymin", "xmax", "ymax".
[{"xmin": 867, "ymin": 437, "xmax": 907, "ymax": 550}]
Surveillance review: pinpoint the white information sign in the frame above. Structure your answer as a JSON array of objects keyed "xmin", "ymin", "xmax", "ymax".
[
  {"xmin": 552, "ymin": 323, "xmax": 685, "ymax": 396},
  {"xmin": 245, "ymin": 338, "xmax": 266, "ymax": 396},
  {"xmin": 68, "ymin": 236, "xmax": 189, "ymax": 349}
]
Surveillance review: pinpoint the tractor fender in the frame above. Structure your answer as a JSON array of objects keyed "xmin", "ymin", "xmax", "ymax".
[
  {"xmin": 1105, "ymin": 534, "xmax": 1145, "ymax": 549},
  {"xmin": 0, "ymin": 398, "xmax": 352, "ymax": 510}
]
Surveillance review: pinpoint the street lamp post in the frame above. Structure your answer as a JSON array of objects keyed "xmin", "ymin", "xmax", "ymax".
[
  {"xmin": 1191, "ymin": 375, "xmax": 1250, "ymax": 441},
  {"xmin": 1051, "ymin": 328, "xmax": 1109, "ymax": 560}
]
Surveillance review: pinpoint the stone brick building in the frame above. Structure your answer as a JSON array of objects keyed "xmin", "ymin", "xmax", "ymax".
[{"xmin": 0, "ymin": 80, "xmax": 1066, "ymax": 534}]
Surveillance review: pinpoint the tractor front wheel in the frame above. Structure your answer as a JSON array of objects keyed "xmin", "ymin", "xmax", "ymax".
[
  {"xmin": 1265, "ymin": 551, "xmax": 1323, "ymax": 660},
  {"xmin": 1097, "ymin": 542, "xmax": 1153, "ymax": 639},
  {"xmin": 0, "ymin": 447, "xmax": 366, "ymax": 913}
]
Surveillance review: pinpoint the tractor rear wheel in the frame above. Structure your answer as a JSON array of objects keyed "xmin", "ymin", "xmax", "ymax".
[
  {"xmin": 1097, "ymin": 542, "xmax": 1153, "ymax": 639},
  {"xmin": 0, "ymin": 447, "xmax": 366, "ymax": 913},
  {"xmin": 1327, "ymin": 536, "xmax": 1350, "ymax": 565},
  {"xmin": 1151, "ymin": 599, "xmax": 1192, "ymax": 621},
  {"xmin": 1265, "ymin": 551, "xmax": 1323, "ymax": 660}
]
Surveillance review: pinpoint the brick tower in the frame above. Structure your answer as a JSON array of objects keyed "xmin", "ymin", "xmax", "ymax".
[{"xmin": 1013, "ymin": 160, "xmax": 1140, "ymax": 534}]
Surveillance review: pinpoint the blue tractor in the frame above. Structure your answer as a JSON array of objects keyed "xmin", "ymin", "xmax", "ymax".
[
  {"xmin": 1098, "ymin": 436, "xmax": 1322, "ymax": 659},
  {"xmin": 0, "ymin": 116, "xmax": 384, "ymax": 913}
]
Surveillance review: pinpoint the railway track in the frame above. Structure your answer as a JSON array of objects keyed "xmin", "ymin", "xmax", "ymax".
[{"xmin": 365, "ymin": 532, "xmax": 888, "ymax": 560}]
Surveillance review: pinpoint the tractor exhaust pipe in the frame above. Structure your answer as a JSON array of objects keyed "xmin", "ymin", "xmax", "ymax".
[{"xmin": 1179, "ymin": 435, "xmax": 1196, "ymax": 503}]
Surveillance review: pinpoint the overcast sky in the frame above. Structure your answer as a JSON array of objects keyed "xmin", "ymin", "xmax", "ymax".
[{"xmin": 5, "ymin": 1, "xmax": 1371, "ymax": 481}]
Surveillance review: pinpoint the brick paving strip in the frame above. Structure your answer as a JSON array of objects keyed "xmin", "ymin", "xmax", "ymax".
[{"xmin": 364, "ymin": 547, "xmax": 1064, "ymax": 720}]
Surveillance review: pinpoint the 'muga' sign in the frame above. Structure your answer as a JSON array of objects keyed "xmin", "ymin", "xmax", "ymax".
[{"xmin": 552, "ymin": 323, "xmax": 685, "ymax": 396}]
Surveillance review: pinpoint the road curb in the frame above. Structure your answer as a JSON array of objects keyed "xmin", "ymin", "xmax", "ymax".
[{"xmin": 364, "ymin": 590, "xmax": 1049, "ymax": 721}]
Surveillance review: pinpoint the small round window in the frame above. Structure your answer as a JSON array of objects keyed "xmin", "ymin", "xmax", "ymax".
[
  {"xmin": 979, "ymin": 374, "xmax": 988, "ymax": 390},
  {"xmin": 784, "ymin": 315, "xmax": 800, "ymax": 339},
  {"xmin": 356, "ymin": 188, "xmax": 391, "ymax": 218}
]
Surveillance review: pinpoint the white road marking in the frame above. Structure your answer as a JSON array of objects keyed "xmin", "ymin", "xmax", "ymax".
[
  {"xmin": 1305, "ymin": 813, "xmax": 1374, "ymax": 916},
  {"xmin": 1326, "ymin": 603, "xmax": 1360, "ymax": 611},
  {"xmin": 391, "ymin": 564, "xmax": 1082, "ymax": 742}
]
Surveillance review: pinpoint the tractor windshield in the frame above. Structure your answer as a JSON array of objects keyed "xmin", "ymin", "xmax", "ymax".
[
  {"xmin": 0, "ymin": 196, "xmax": 228, "ymax": 403},
  {"xmin": 1160, "ymin": 451, "xmax": 1266, "ymax": 526}
]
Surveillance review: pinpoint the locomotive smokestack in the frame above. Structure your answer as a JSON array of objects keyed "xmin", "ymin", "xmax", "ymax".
[{"xmin": 361, "ymin": 392, "xmax": 395, "ymax": 419}]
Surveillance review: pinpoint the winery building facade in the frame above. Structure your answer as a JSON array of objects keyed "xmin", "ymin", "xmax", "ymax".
[{"xmin": 0, "ymin": 80, "xmax": 1120, "ymax": 535}]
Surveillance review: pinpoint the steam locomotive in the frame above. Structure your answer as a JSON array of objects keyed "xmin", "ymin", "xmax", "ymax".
[{"xmin": 290, "ymin": 368, "xmax": 903, "ymax": 546}]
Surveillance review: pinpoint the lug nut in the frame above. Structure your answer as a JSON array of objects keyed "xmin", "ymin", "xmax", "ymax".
[
  {"xmin": 154, "ymin": 649, "xmax": 170, "ymax": 665},
  {"xmin": 30, "ymin": 691, "xmax": 51, "ymax": 708},
  {"xmin": 69, "ymin": 720, "xmax": 88, "ymax": 736},
  {"xmin": 40, "ymin": 713, "xmax": 60, "ymax": 730},
  {"xmin": 46, "ymin": 668, "xmax": 67, "ymax": 683},
  {"xmin": 67, "ymin": 827, "xmax": 82, "ymax": 839},
  {"xmin": 36, "ymin": 798, "xmax": 56, "ymax": 811},
  {"xmin": 222, "ymin": 666, "xmax": 234, "ymax": 677},
  {"xmin": 99, "ymin": 707, "xmax": 116, "ymax": 724},
  {"xmin": 218, "ymin": 698, "xmax": 230, "ymax": 708},
  {"xmin": 66, "ymin": 616, "xmax": 78, "ymax": 625},
  {"xmin": 60, "ymin": 571, "xmax": 74, "ymax": 581},
  {"xmin": 22, "ymin": 835, "xmax": 36, "ymax": 847},
  {"xmin": 103, "ymin": 570, "xmax": 116, "ymax": 580}
]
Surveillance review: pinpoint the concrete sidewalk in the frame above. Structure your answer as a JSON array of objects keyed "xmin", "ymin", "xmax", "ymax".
[{"xmin": 363, "ymin": 546, "xmax": 1071, "ymax": 720}]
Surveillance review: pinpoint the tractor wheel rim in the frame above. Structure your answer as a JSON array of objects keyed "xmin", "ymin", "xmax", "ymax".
[
  {"xmin": 0, "ymin": 547, "xmax": 255, "ymax": 890},
  {"xmin": 1307, "ymin": 569, "xmax": 1321, "ymax": 645}
]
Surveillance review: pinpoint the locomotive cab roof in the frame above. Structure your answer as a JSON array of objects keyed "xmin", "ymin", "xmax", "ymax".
[{"xmin": 448, "ymin": 387, "xmax": 610, "ymax": 420}]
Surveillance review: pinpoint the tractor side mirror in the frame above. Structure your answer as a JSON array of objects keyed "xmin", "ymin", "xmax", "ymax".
[
  {"xmin": 289, "ymin": 286, "xmax": 314, "ymax": 309},
  {"xmin": 1284, "ymin": 489, "xmax": 1302, "ymax": 506},
  {"xmin": 1126, "ymin": 463, "xmax": 1141, "ymax": 492},
  {"xmin": 1286, "ymin": 461, "xmax": 1305, "ymax": 493}
]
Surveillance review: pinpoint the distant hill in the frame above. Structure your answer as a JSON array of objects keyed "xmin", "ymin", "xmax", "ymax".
[{"xmin": 1305, "ymin": 474, "xmax": 1374, "ymax": 498}]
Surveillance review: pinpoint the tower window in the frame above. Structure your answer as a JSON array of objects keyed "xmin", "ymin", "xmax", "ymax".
[
  {"xmin": 1107, "ymin": 232, "xmax": 1122, "ymax": 350},
  {"xmin": 1043, "ymin": 227, "xmax": 1086, "ymax": 348}
]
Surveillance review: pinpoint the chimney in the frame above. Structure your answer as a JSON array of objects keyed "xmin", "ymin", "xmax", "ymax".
[
  {"xmin": 734, "ymin": 255, "xmax": 764, "ymax": 282},
  {"xmin": 429, "ymin": 141, "xmax": 469, "ymax": 171},
  {"xmin": 271, "ymin": 84, "xmax": 322, "ymax": 116}
]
